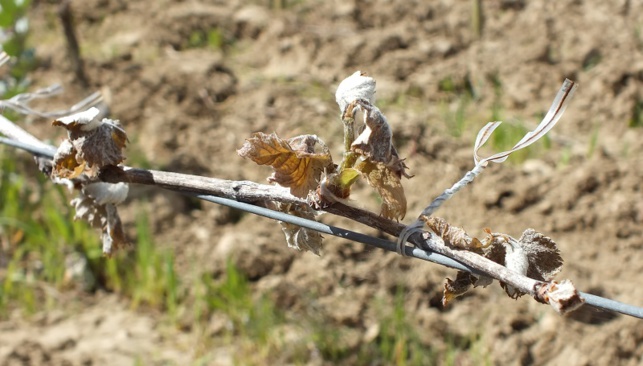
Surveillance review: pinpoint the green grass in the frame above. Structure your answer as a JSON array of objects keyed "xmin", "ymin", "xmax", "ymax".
[
  {"xmin": 0, "ymin": 148, "xmax": 181, "ymax": 318},
  {"xmin": 483, "ymin": 116, "xmax": 554, "ymax": 164},
  {"xmin": 187, "ymin": 28, "xmax": 228, "ymax": 50},
  {"xmin": 363, "ymin": 287, "xmax": 436, "ymax": 366},
  {"xmin": 0, "ymin": 149, "xmax": 96, "ymax": 316},
  {"xmin": 441, "ymin": 95, "xmax": 471, "ymax": 138},
  {"xmin": 0, "ymin": 0, "xmax": 36, "ymax": 85},
  {"xmin": 630, "ymin": 99, "xmax": 643, "ymax": 128},
  {"xmin": 483, "ymin": 78, "xmax": 552, "ymax": 164}
]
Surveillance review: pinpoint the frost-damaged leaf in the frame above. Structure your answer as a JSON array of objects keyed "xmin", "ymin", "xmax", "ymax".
[
  {"xmin": 484, "ymin": 229, "xmax": 563, "ymax": 299},
  {"xmin": 355, "ymin": 159, "xmax": 406, "ymax": 220},
  {"xmin": 421, "ymin": 216, "xmax": 485, "ymax": 252},
  {"xmin": 497, "ymin": 234, "xmax": 529, "ymax": 299},
  {"xmin": 419, "ymin": 217, "xmax": 492, "ymax": 306},
  {"xmin": 443, "ymin": 271, "xmax": 477, "ymax": 307},
  {"xmin": 335, "ymin": 71, "xmax": 376, "ymax": 114},
  {"xmin": 423, "ymin": 218, "xmax": 563, "ymax": 303},
  {"xmin": 519, "ymin": 229, "xmax": 563, "ymax": 282},
  {"xmin": 71, "ymin": 181, "xmax": 129, "ymax": 256},
  {"xmin": 237, "ymin": 132, "xmax": 333, "ymax": 198},
  {"xmin": 53, "ymin": 139, "xmax": 85, "ymax": 179},
  {"xmin": 276, "ymin": 203, "xmax": 323, "ymax": 255},
  {"xmin": 350, "ymin": 99, "xmax": 410, "ymax": 178},
  {"xmin": 52, "ymin": 107, "xmax": 128, "ymax": 178}
]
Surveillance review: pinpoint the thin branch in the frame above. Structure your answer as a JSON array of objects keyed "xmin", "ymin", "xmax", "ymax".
[
  {"xmin": 1, "ymin": 116, "xmax": 642, "ymax": 319},
  {"xmin": 58, "ymin": 0, "xmax": 90, "ymax": 88}
]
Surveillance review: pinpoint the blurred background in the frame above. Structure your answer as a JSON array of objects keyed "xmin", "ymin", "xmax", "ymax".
[{"xmin": 0, "ymin": 0, "xmax": 642, "ymax": 365}]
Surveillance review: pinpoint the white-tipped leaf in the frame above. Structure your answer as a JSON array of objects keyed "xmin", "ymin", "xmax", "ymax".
[
  {"xmin": 84, "ymin": 182, "xmax": 129, "ymax": 205},
  {"xmin": 335, "ymin": 71, "xmax": 376, "ymax": 113},
  {"xmin": 54, "ymin": 107, "xmax": 102, "ymax": 130}
]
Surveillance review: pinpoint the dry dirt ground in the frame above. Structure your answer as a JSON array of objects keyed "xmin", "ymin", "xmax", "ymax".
[{"xmin": 2, "ymin": 0, "xmax": 643, "ymax": 365}]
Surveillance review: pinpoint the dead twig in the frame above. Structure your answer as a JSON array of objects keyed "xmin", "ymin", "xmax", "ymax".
[{"xmin": 59, "ymin": 0, "xmax": 90, "ymax": 88}]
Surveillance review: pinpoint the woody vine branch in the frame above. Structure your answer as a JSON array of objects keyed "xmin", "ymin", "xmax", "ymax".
[{"xmin": 0, "ymin": 54, "xmax": 622, "ymax": 317}]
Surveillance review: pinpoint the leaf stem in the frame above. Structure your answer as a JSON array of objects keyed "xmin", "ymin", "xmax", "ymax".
[{"xmin": 340, "ymin": 109, "xmax": 358, "ymax": 171}]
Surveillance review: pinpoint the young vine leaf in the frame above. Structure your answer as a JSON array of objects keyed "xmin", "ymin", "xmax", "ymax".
[
  {"xmin": 355, "ymin": 159, "xmax": 407, "ymax": 220},
  {"xmin": 420, "ymin": 216, "xmax": 563, "ymax": 304},
  {"xmin": 275, "ymin": 202, "xmax": 323, "ymax": 255},
  {"xmin": 48, "ymin": 107, "xmax": 131, "ymax": 257},
  {"xmin": 332, "ymin": 72, "xmax": 411, "ymax": 221},
  {"xmin": 350, "ymin": 100, "xmax": 410, "ymax": 219},
  {"xmin": 238, "ymin": 132, "xmax": 334, "ymax": 199},
  {"xmin": 52, "ymin": 107, "xmax": 128, "ymax": 178},
  {"xmin": 238, "ymin": 133, "xmax": 334, "ymax": 254},
  {"xmin": 71, "ymin": 180, "xmax": 129, "ymax": 256},
  {"xmin": 240, "ymin": 71, "xmax": 411, "ymax": 252},
  {"xmin": 335, "ymin": 70, "xmax": 376, "ymax": 113}
]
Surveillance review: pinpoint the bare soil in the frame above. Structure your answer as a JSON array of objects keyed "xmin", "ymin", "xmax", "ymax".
[{"xmin": 3, "ymin": 0, "xmax": 643, "ymax": 365}]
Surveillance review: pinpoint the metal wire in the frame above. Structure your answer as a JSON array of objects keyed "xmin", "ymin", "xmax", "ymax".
[
  {"xmin": 0, "ymin": 136, "xmax": 58, "ymax": 156},
  {"xmin": 190, "ymin": 193, "xmax": 643, "ymax": 319},
  {"xmin": 1, "ymin": 136, "xmax": 642, "ymax": 319}
]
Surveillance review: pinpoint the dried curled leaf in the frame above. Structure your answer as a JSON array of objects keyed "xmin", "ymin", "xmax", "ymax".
[
  {"xmin": 442, "ymin": 270, "xmax": 494, "ymax": 307},
  {"xmin": 443, "ymin": 271, "xmax": 476, "ymax": 306},
  {"xmin": 422, "ymin": 216, "xmax": 564, "ymax": 303},
  {"xmin": 70, "ymin": 181, "xmax": 129, "ymax": 256},
  {"xmin": 496, "ymin": 235, "xmax": 529, "ymax": 298},
  {"xmin": 484, "ymin": 229, "xmax": 563, "ymax": 299},
  {"xmin": 276, "ymin": 203, "xmax": 323, "ymax": 255},
  {"xmin": 52, "ymin": 139, "xmax": 85, "ymax": 179},
  {"xmin": 355, "ymin": 159, "xmax": 406, "ymax": 220},
  {"xmin": 422, "ymin": 216, "xmax": 485, "ymax": 252},
  {"xmin": 350, "ymin": 99, "xmax": 409, "ymax": 178},
  {"xmin": 52, "ymin": 107, "xmax": 128, "ymax": 178},
  {"xmin": 422, "ymin": 217, "xmax": 493, "ymax": 306},
  {"xmin": 238, "ymin": 133, "xmax": 333, "ymax": 198},
  {"xmin": 335, "ymin": 71, "xmax": 376, "ymax": 114},
  {"xmin": 519, "ymin": 229, "xmax": 563, "ymax": 281}
]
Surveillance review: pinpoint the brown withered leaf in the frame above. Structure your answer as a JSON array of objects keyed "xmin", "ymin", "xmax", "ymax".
[
  {"xmin": 70, "ymin": 181, "xmax": 129, "ymax": 256},
  {"xmin": 275, "ymin": 203, "xmax": 323, "ymax": 255},
  {"xmin": 481, "ymin": 229, "xmax": 562, "ymax": 299},
  {"xmin": 52, "ymin": 139, "xmax": 85, "ymax": 179},
  {"xmin": 52, "ymin": 108, "xmax": 128, "ymax": 178},
  {"xmin": 350, "ymin": 100, "xmax": 410, "ymax": 179},
  {"xmin": 421, "ymin": 216, "xmax": 484, "ymax": 253},
  {"xmin": 443, "ymin": 271, "xmax": 476, "ymax": 306},
  {"xmin": 238, "ymin": 132, "xmax": 333, "ymax": 198},
  {"xmin": 519, "ymin": 229, "xmax": 563, "ymax": 282},
  {"xmin": 482, "ymin": 236, "xmax": 506, "ymax": 266},
  {"xmin": 351, "ymin": 102, "xmax": 392, "ymax": 163},
  {"xmin": 355, "ymin": 159, "xmax": 406, "ymax": 220},
  {"xmin": 442, "ymin": 271, "xmax": 494, "ymax": 307}
]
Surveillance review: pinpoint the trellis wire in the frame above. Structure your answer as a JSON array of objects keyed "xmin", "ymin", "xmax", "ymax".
[{"xmin": 1, "ymin": 136, "xmax": 642, "ymax": 319}]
